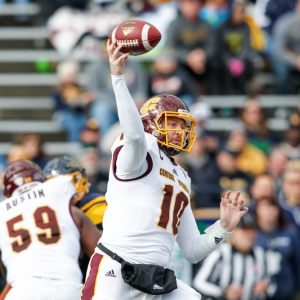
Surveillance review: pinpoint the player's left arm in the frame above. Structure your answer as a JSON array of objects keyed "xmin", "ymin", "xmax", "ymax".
[
  {"xmin": 71, "ymin": 206, "xmax": 102, "ymax": 257},
  {"xmin": 176, "ymin": 191, "xmax": 248, "ymax": 263}
]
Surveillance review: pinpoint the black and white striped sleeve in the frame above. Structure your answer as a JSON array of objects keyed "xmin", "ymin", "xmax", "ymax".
[
  {"xmin": 253, "ymin": 245, "xmax": 269, "ymax": 281},
  {"xmin": 193, "ymin": 248, "xmax": 225, "ymax": 298}
]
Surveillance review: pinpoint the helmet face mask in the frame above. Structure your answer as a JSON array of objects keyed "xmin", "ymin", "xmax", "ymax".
[
  {"xmin": 70, "ymin": 170, "xmax": 89, "ymax": 201},
  {"xmin": 140, "ymin": 95, "xmax": 197, "ymax": 156},
  {"xmin": 154, "ymin": 111, "xmax": 196, "ymax": 153},
  {"xmin": 43, "ymin": 156, "xmax": 89, "ymax": 202}
]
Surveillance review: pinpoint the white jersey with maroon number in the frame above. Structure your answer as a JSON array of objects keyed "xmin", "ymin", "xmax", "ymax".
[
  {"xmin": 98, "ymin": 133, "xmax": 192, "ymax": 267},
  {"xmin": 0, "ymin": 176, "xmax": 82, "ymax": 284}
]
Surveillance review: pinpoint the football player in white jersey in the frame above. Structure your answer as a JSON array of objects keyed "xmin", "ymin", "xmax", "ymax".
[
  {"xmin": 43, "ymin": 156, "xmax": 107, "ymax": 281},
  {"xmin": 0, "ymin": 160, "xmax": 101, "ymax": 300},
  {"xmin": 81, "ymin": 41, "xmax": 249, "ymax": 300}
]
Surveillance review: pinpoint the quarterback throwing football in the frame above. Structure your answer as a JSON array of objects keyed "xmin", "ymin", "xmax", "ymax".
[{"xmin": 81, "ymin": 41, "xmax": 248, "ymax": 300}]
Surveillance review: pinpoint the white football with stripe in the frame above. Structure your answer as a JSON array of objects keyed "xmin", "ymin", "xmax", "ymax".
[{"xmin": 109, "ymin": 20, "xmax": 161, "ymax": 56}]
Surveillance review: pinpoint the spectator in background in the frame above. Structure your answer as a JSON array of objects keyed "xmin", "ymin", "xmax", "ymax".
[
  {"xmin": 199, "ymin": 0, "xmax": 229, "ymax": 28},
  {"xmin": 79, "ymin": 118, "xmax": 114, "ymax": 171},
  {"xmin": 268, "ymin": 147, "xmax": 288, "ymax": 202},
  {"xmin": 12, "ymin": 134, "xmax": 49, "ymax": 169},
  {"xmin": 253, "ymin": 0, "xmax": 296, "ymax": 57},
  {"xmin": 125, "ymin": 0, "xmax": 155, "ymax": 14},
  {"xmin": 0, "ymin": 0, "xmax": 30, "ymax": 24},
  {"xmin": 148, "ymin": 49, "xmax": 196, "ymax": 106},
  {"xmin": 79, "ymin": 119, "xmax": 101, "ymax": 150},
  {"xmin": 253, "ymin": 0, "xmax": 273, "ymax": 35},
  {"xmin": 196, "ymin": 145, "xmax": 251, "ymax": 208},
  {"xmin": 227, "ymin": 127, "xmax": 268, "ymax": 177},
  {"xmin": 272, "ymin": 0, "xmax": 300, "ymax": 94},
  {"xmin": 189, "ymin": 101, "xmax": 219, "ymax": 157},
  {"xmin": 268, "ymin": 148, "xmax": 288, "ymax": 180},
  {"xmin": 52, "ymin": 61, "xmax": 93, "ymax": 142},
  {"xmin": 99, "ymin": 121, "xmax": 122, "ymax": 158},
  {"xmin": 193, "ymin": 213, "xmax": 268, "ymax": 300},
  {"xmin": 279, "ymin": 113, "xmax": 300, "ymax": 160},
  {"xmin": 242, "ymin": 1, "xmax": 266, "ymax": 54},
  {"xmin": 7, "ymin": 145, "xmax": 30, "ymax": 164},
  {"xmin": 239, "ymin": 98, "xmax": 281, "ymax": 154},
  {"xmin": 280, "ymin": 168, "xmax": 300, "ymax": 233},
  {"xmin": 0, "ymin": 155, "xmax": 7, "ymax": 176},
  {"xmin": 78, "ymin": 147, "xmax": 108, "ymax": 195},
  {"xmin": 86, "ymin": 42, "xmax": 148, "ymax": 136},
  {"xmin": 212, "ymin": 0, "xmax": 256, "ymax": 94},
  {"xmin": 0, "ymin": 155, "xmax": 7, "ymax": 201},
  {"xmin": 38, "ymin": 0, "xmax": 88, "ymax": 25},
  {"xmin": 47, "ymin": 0, "xmax": 131, "ymax": 57},
  {"xmin": 178, "ymin": 133, "xmax": 212, "ymax": 188},
  {"xmin": 264, "ymin": 0, "xmax": 297, "ymax": 36},
  {"xmin": 176, "ymin": 101, "xmax": 217, "ymax": 189},
  {"xmin": 249, "ymin": 174, "xmax": 275, "ymax": 205},
  {"xmin": 255, "ymin": 196, "xmax": 300, "ymax": 300},
  {"xmin": 137, "ymin": 0, "xmax": 178, "ymax": 51},
  {"xmin": 165, "ymin": 0, "xmax": 214, "ymax": 95}
]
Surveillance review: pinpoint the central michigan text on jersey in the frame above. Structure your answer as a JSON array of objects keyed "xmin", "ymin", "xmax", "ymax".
[{"xmin": 99, "ymin": 132, "xmax": 192, "ymax": 266}]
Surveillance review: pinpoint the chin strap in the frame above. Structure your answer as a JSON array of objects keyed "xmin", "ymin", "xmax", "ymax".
[{"xmin": 160, "ymin": 145, "xmax": 180, "ymax": 157}]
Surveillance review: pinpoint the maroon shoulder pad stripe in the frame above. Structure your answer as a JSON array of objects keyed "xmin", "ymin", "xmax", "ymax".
[{"xmin": 112, "ymin": 145, "xmax": 153, "ymax": 182}]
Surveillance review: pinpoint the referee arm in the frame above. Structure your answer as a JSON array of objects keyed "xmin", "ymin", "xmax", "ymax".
[{"xmin": 193, "ymin": 249, "xmax": 224, "ymax": 298}]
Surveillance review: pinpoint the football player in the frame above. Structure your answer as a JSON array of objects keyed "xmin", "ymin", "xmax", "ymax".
[
  {"xmin": 43, "ymin": 156, "xmax": 107, "ymax": 280},
  {"xmin": 0, "ymin": 160, "xmax": 101, "ymax": 300},
  {"xmin": 43, "ymin": 156, "xmax": 106, "ymax": 230},
  {"xmin": 81, "ymin": 41, "xmax": 249, "ymax": 300}
]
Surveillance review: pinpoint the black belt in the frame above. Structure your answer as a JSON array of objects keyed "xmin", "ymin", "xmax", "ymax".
[
  {"xmin": 98, "ymin": 243, "xmax": 125, "ymax": 264},
  {"xmin": 97, "ymin": 243, "xmax": 177, "ymax": 295}
]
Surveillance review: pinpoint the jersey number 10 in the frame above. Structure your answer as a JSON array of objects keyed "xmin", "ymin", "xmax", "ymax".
[
  {"xmin": 6, "ymin": 205, "xmax": 60, "ymax": 253},
  {"xmin": 157, "ymin": 185, "xmax": 189, "ymax": 235}
]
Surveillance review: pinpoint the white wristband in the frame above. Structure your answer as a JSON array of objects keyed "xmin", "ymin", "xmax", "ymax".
[{"xmin": 202, "ymin": 220, "xmax": 233, "ymax": 251}]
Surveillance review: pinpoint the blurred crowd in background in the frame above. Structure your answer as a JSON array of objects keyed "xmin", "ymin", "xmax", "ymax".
[{"xmin": 1, "ymin": 0, "xmax": 300, "ymax": 298}]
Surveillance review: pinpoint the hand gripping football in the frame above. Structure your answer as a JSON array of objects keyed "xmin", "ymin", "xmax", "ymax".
[{"xmin": 109, "ymin": 20, "xmax": 161, "ymax": 56}]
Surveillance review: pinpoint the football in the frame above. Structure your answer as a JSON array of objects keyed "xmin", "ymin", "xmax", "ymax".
[{"xmin": 109, "ymin": 20, "xmax": 161, "ymax": 56}]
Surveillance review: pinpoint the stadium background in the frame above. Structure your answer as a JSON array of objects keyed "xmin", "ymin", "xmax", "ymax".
[{"xmin": 0, "ymin": 0, "xmax": 300, "ymax": 297}]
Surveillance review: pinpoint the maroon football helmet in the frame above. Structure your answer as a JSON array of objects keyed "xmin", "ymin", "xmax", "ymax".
[
  {"xmin": 2, "ymin": 160, "xmax": 45, "ymax": 198},
  {"xmin": 140, "ymin": 94, "xmax": 197, "ymax": 156}
]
